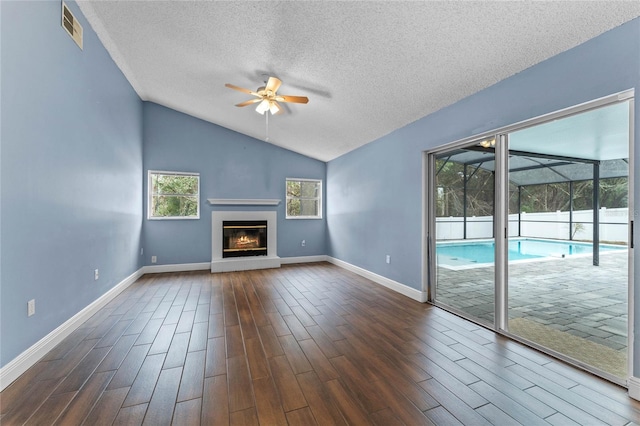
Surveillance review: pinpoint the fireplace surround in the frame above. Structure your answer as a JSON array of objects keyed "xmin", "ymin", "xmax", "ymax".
[{"xmin": 211, "ymin": 211, "xmax": 280, "ymax": 272}]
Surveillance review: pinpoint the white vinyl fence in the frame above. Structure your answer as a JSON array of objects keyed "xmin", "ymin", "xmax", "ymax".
[{"xmin": 436, "ymin": 207, "xmax": 628, "ymax": 243}]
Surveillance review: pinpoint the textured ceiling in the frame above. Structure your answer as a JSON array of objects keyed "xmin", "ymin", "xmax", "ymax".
[{"xmin": 77, "ymin": 1, "xmax": 640, "ymax": 162}]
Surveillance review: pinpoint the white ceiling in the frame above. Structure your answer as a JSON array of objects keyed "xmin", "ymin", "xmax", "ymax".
[{"xmin": 77, "ymin": 1, "xmax": 640, "ymax": 162}]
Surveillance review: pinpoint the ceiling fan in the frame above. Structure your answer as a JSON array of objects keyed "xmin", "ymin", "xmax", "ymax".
[{"xmin": 225, "ymin": 76, "xmax": 309, "ymax": 115}]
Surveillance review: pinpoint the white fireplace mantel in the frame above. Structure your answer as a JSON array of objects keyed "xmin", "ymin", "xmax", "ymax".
[
  {"xmin": 207, "ymin": 198, "xmax": 281, "ymax": 206},
  {"xmin": 211, "ymin": 210, "xmax": 280, "ymax": 273}
]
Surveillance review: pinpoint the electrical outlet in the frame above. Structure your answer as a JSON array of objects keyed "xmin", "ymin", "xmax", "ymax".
[
  {"xmin": 94, "ymin": 269, "xmax": 99, "ymax": 280},
  {"xmin": 301, "ymin": 240, "xmax": 306, "ymax": 247},
  {"xmin": 386, "ymin": 255, "xmax": 391, "ymax": 264},
  {"xmin": 28, "ymin": 299, "xmax": 35, "ymax": 317},
  {"xmin": 151, "ymin": 256, "xmax": 157, "ymax": 264},
  {"xmin": 140, "ymin": 247, "xmax": 144, "ymax": 255}
]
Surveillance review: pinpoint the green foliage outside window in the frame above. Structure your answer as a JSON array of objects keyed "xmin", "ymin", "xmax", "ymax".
[
  {"xmin": 150, "ymin": 173, "xmax": 199, "ymax": 218},
  {"xmin": 286, "ymin": 179, "xmax": 321, "ymax": 218},
  {"xmin": 516, "ymin": 178, "xmax": 627, "ymax": 213},
  {"xmin": 435, "ymin": 159, "xmax": 494, "ymax": 217},
  {"xmin": 435, "ymin": 158, "xmax": 627, "ymax": 218}
]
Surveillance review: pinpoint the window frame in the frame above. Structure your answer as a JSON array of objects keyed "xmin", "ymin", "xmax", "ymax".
[
  {"xmin": 147, "ymin": 170, "xmax": 200, "ymax": 220},
  {"xmin": 285, "ymin": 178, "xmax": 323, "ymax": 219}
]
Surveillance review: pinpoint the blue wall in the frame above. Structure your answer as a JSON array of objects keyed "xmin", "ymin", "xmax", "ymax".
[
  {"xmin": 0, "ymin": 1, "xmax": 143, "ymax": 367},
  {"xmin": 142, "ymin": 103, "xmax": 327, "ymax": 265},
  {"xmin": 327, "ymin": 18, "xmax": 640, "ymax": 370}
]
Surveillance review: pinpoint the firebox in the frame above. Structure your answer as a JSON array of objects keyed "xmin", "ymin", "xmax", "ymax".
[{"xmin": 222, "ymin": 221, "xmax": 267, "ymax": 258}]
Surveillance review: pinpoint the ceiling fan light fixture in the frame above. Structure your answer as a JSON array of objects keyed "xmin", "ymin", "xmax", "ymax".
[
  {"xmin": 479, "ymin": 138, "xmax": 496, "ymax": 148},
  {"xmin": 226, "ymin": 76, "xmax": 309, "ymax": 116},
  {"xmin": 269, "ymin": 101, "xmax": 280, "ymax": 115},
  {"xmin": 256, "ymin": 99, "xmax": 270, "ymax": 115}
]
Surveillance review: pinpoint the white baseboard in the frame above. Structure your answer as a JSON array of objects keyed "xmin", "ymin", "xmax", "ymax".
[
  {"xmin": 143, "ymin": 262, "xmax": 211, "ymax": 274},
  {"xmin": 280, "ymin": 255, "xmax": 329, "ymax": 264},
  {"xmin": 628, "ymin": 376, "xmax": 640, "ymax": 400},
  {"xmin": 0, "ymin": 267, "xmax": 144, "ymax": 392},
  {"xmin": 326, "ymin": 257, "xmax": 428, "ymax": 303}
]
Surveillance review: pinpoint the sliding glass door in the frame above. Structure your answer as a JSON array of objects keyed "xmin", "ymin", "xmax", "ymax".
[
  {"xmin": 432, "ymin": 141, "xmax": 497, "ymax": 326},
  {"xmin": 505, "ymin": 101, "xmax": 631, "ymax": 381},
  {"xmin": 428, "ymin": 93, "xmax": 633, "ymax": 383}
]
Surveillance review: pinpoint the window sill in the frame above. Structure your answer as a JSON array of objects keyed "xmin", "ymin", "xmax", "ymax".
[
  {"xmin": 148, "ymin": 216, "xmax": 200, "ymax": 220},
  {"xmin": 285, "ymin": 216, "xmax": 323, "ymax": 220},
  {"xmin": 207, "ymin": 198, "xmax": 281, "ymax": 206}
]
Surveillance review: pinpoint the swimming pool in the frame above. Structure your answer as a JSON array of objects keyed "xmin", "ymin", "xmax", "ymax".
[{"xmin": 437, "ymin": 238, "xmax": 625, "ymax": 269}]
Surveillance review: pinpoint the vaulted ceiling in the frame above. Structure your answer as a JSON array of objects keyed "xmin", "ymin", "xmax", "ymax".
[{"xmin": 77, "ymin": 1, "xmax": 640, "ymax": 162}]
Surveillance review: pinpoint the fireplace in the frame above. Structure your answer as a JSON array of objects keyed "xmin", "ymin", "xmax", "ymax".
[
  {"xmin": 223, "ymin": 221, "xmax": 267, "ymax": 258},
  {"xmin": 211, "ymin": 210, "xmax": 280, "ymax": 272}
]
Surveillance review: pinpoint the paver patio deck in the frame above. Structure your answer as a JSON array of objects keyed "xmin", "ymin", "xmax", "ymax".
[{"xmin": 436, "ymin": 249, "xmax": 628, "ymax": 377}]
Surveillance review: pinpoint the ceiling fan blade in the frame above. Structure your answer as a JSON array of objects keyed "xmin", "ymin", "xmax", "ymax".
[
  {"xmin": 235, "ymin": 98, "xmax": 262, "ymax": 107},
  {"xmin": 275, "ymin": 95, "xmax": 309, "ymax": 104},
  {"xmin": 225, "ymin": 83, "xmax": 260, "ymax": 96},
  {"xmin": 265, "ymin": 77, "xmax": 282, "ymax": 94}
]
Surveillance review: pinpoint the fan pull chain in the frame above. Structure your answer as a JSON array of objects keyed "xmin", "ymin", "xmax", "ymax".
[{"xmin": 265, "ymin": 110, "xmax": 270, "ymax": 142}]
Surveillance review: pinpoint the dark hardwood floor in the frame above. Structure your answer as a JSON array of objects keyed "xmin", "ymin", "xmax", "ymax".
[{"xmin": 2, "ymin": 262, "xmax": 640, "ymax": 425}]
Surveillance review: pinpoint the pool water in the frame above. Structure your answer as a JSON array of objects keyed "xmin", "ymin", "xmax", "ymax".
[{"xmin": 437, "ymin": 238, "xmax": 625, "ymax": 268}]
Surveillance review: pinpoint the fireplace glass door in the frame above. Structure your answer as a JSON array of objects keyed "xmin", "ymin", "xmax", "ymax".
[{"xmin": 223, "ymin": 221, "xmax": 267, "ymax": 258}]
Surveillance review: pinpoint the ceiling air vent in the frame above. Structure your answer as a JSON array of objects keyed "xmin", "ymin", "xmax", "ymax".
[{"xmin": 61, "ymin": 2, "xmax": 83, "ymax": 50}]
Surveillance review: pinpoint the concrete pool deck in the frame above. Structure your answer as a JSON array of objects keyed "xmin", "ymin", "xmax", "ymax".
[{"xmin": 436, "ymin": 250, "xmax": 628, "ymax": 377}]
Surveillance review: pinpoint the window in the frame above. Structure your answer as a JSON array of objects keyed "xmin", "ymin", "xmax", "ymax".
[
  {"xmin": 286, "ymin": 178, "xmax": 322, "ymax": 219},
  {"xmin": 148, "ymin": 171, "xmax": 200, "ymax": 219}
]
